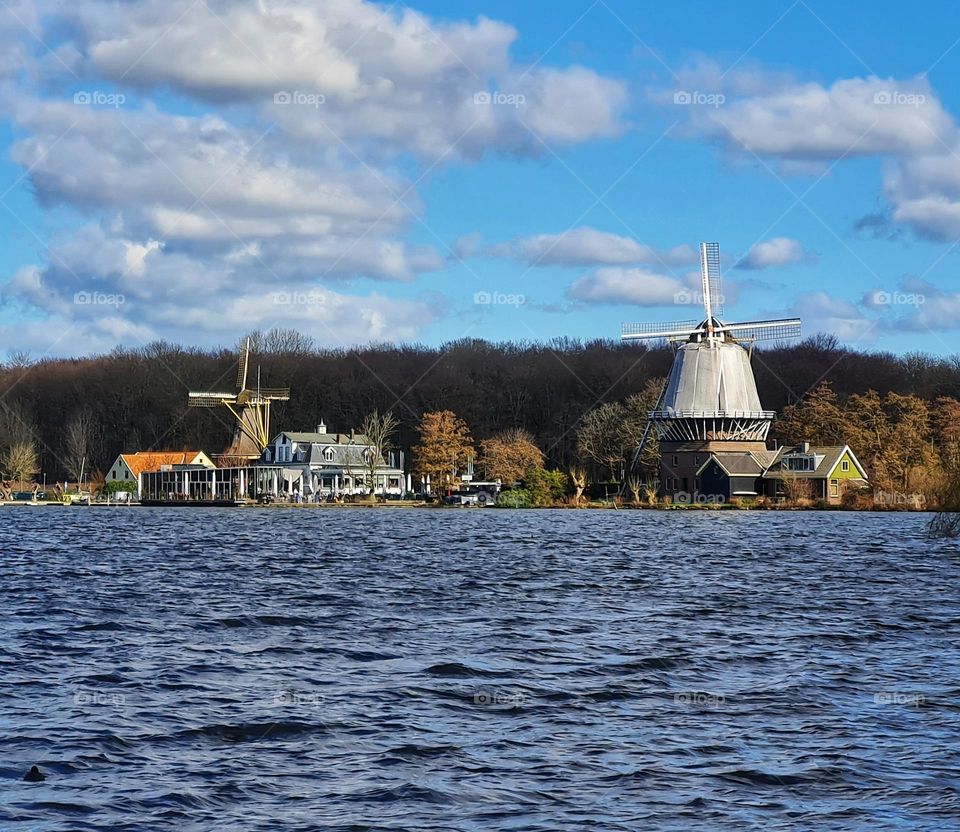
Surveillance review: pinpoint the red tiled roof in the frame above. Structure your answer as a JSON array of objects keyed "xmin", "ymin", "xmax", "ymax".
[{"xmin": 120, "ymin": 451, "xmax": 204, "ymax": 477}]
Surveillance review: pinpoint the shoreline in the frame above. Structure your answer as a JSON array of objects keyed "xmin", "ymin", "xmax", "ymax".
[{"xmin": 0, "ymin": 500, "xmax": 936, "ymax": 513}]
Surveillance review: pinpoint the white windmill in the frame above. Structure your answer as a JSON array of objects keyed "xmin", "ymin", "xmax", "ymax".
[{"xmin": 621, "ymin": 242, "xmax": 801, "ymax": 495}]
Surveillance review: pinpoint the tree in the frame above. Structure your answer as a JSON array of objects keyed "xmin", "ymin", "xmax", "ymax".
[
  {"xmin": 568, "ymin": 466, "xmax": 587, "ymax": 506},
  {"xmin": 63, "ymin": 410, "xmax": 94, "ymax": 484},
  {"xmin": 480, "ymin": 428, "xmax": 544, "ymax": 484},
  {"xmin": 773, "ymin": 382, "xmax": 848, "ymax": 445},
  {"xmin": 3, "ymin": 441, "xmax": 39, "ymax": 490},
  {"xmin": 934, "ymin": 396, "xmax": 960, "ymax": 471},
  {"xmin": 413, "ymin": 411, "xmax": 474, "ymax": 494},
  {"xmin": 577, "ymin": 402, "xmax": 628, "ymax": 481},
  {"xmin": 622, "ymin": 377, "xmax": 664, "ymax": 482},
  {"xmin": 360, "ymin": 409, "xmax": 399, "ymax": 496}
]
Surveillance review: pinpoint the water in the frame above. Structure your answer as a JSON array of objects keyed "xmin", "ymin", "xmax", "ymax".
[{"xmin": 1, "ymin": 508, "xmax": 959, "ymax": 831}]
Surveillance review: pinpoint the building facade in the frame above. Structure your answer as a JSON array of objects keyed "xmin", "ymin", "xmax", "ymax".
[
  {"xmin": 106, "ymin": 450, "xmax": 215, "ymax": 497},
  {"xmin": 259, "ymin": 422, "xmax": 408, "ymax": 499}
]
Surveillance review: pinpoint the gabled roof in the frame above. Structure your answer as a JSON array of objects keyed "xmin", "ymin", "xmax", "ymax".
[
  {"xmin": 119, "ymin": 451, "xmax": 206, "ymax": 477},
  {"xmin": 697, "ymin": 453, "xmax": 765, "ymax": 477},
  {"xmin": 278, "ymin": 431, "xmax": 373, "ymax": 445},
  {"xmin": 762, "ymin": 445, "xmax": 868, "ymax": 480}
]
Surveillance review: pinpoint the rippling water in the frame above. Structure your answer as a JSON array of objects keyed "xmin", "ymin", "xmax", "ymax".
[{"xmin": 2, "ymin": 508, "xmax": 959, "ymax": 830}]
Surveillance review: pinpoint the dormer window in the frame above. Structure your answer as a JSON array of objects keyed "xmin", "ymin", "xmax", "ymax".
[{"xmin": 324, "ymin": 447, "xmax": 334, "ymax": 461}]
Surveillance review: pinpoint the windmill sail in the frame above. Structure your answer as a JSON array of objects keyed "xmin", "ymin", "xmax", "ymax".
[
  {"xmin": 717, "ymin": 319, "xmax": 802, "ymax": 342},
  {"xmin": 621, "ymin": 320, "xmax": 700, "ymax": 341},
  {"xmin": 700, "ymin": 242, "xmax": 723, "ymax": 319}
]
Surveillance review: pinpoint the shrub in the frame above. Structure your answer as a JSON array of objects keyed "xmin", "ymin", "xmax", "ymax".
[
  {"xmin": 498, "ymin": 488, "xmax": 531, "ymax": 508},
  {"xmin": 524, "ymin": 468, "xmax": 568, "ymax": 506}
]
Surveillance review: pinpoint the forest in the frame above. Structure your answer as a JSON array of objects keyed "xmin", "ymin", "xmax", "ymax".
[{"xmin": 2, "ymin": 328, "xmax": 960, "ymax": 498}]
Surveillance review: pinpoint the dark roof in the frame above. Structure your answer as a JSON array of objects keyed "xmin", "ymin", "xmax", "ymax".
[
  {"xmin": 280, "ymin": 431, "xmax": 373, "ymax": 445},
  {"xmin": 701, "ymin": 453, "xmax": 765, "ymax": 477}
]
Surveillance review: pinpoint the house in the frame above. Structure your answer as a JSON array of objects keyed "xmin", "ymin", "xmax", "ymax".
[
  {"xmin": 105, "ymin": 450, "xmax": 215, "ymax": 497},
  {"xmin": 695, "ymin": 450, "xmax": 778, "ymax": 501},
  {"xmin": 762, "ymin": 443, "xmax": 869, "ymax": 505},
  {"xmin": 259, "ymin": 421, "xmax": 408, "ymax": 498}
]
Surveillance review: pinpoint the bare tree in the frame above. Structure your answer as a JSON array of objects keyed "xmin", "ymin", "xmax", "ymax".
[
  {"xmin": 3, "ymin": 441, "xmax": 39, "ymax": 490},
  {"xmin": 360, "ymin": 410, "xmax": 399, "ymax": 497},
  {"xmin": 64, "ymin": 410, "xmax": 94, "ymax": 484}
]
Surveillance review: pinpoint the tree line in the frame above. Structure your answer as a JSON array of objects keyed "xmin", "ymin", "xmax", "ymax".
[{"xmin": 2, "ymin": 329, "xmax": 960, "ymax": 497}]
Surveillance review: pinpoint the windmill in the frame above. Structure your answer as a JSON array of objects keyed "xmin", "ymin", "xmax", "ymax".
[
  {"xmin": 621, "ymin": 242, "xmax": 801, "ymax": 496},
  {"xmin": 188, "ymin": 338, "xmax": 291, "ymax": 458}
]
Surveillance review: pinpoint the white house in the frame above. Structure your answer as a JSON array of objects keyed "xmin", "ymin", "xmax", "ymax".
[{"xmin": 259, "ymin": 421, "xmax": 408, "ymax": 498}]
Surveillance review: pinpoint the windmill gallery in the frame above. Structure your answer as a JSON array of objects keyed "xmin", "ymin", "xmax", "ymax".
[{"xmin": 85, "ymin": 243, "xmax": 876, "ymax": 509}]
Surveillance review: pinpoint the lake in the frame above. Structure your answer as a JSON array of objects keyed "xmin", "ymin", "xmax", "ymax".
[{"xmin": 1, "ymin": 508, "xmax": 958, "ymax": 830}]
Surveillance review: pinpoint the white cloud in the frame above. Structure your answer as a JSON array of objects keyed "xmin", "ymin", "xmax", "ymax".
[
  {"xmin": 57, "ymin": 0, "xmax": 626, "ymax": 160},
  {"xmin": 491, "ymin": 227, "xmax": 698, "ymax": 268},
  {"xmin": 688, "ymin": 75, "xmax": 953, "ymax": 161},
  {"xmin": 790, "ymin": 291, "xmax": 874, "ymax": 343},
  {"xmin": 735, "ymin": 237, "xmax": 810, "ymax": 270},
  {"xmin": 566, "ymin": 267, "xmax": 687, "ymax": 306}
]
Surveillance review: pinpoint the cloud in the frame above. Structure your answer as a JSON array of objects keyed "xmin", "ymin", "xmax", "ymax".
[
  {"xmin": 684, "ymin": 75, "xmax": 952, "ymax": 161},
  {"xmin": 789, "ymin": 291, "xmax": 874, "ymax": 343},
  {"xmin": 56, "ymin": 0, "xmax": 627, "ymax": 160},
  {"xmin": 0, "ymin": 0, "xmax": 632, "ymax": 351},
  {"xmin": 566, "ymin": 267, "xmax": 688, "ymax": 306},
  {"xmin": 735, "ymin": 237, "xmax": 811, "ymax": 270},
  {"xmin": 490, "ymin": 227, "xmax": 698, "ymax": 268},
  {"xmin": 666, "ymin": 66, "xmax": 960, "ymax": 242}
]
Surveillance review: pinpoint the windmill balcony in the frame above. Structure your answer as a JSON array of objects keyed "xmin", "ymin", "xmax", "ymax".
[{"xmin": 649, "ymin": 410, "xmax": 775, "ymax": 420}]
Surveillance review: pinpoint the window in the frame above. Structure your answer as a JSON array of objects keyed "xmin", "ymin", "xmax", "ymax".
[
  {"xmin": 784, "ymin": 455, "xmax": 815, "ymax": 472},
  {"xmin": 830, "ymin": 479, "xmax": 839, "ymax": 497},
  {"xmin": 694, "ymin": 455, "xmax": 700, "ymax": 465},
  {"xmin": 841, "ymin": 459, "xmax": 849, "ymax": 472},
  {"xmin": 672, "ymin": 455, "xmax": 679, "ymax": 467},
  {"xmin": 324, "ymin": 448, "xmax": 334, "ymax": 461}
]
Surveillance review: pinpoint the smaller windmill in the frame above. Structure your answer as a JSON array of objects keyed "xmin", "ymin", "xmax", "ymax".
[{"xmin": 188, "ymin": 338, "xmax": 290, "ymax": 458}]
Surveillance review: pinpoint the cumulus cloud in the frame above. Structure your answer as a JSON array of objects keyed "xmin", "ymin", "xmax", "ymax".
[
  {"xmin": 490, "ymin": 227, "xmax": 698, "ymax": 268},
  {"xmin": 735, "ymin": 237, "xmax": 811, "ymax": 270},
  {"xmin": 666, "ymin": 65, "xmax": 960, "ymax": 241},
  {"xmin": 57, "ymin": 0, "xmax": 627, "ymax": 159},
  {"xmin": 789, "ymin": 291, "xmax": 874, "ymax": 343},
  {"xmin": 2, "ymin": 0, "xmax": 629, "ymax": 349},
  {"xmin": 566, "ymin": 267, "xmax": 688, "ymax": 306}
]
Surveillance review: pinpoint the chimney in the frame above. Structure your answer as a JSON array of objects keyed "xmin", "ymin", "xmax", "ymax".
[
  {"xmin": 316, "ymin": 420, "xmax": 326, "ymax": 434},
  {"xmin": 801, "ymin": 441, "xmax": 810, "ymax": 454}
]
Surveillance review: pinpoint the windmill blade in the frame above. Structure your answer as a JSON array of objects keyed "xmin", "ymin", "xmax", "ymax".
[
  {"xmin": 717, "ymin": 318, "xmax": 801, "ymax": 342},
  {"xmin": 188, "ymin": 391, "xmax": 237, "ymax": 407},
  {"xmin": 699, "ymin": 241, "xmax": 723, "ymax": 320},
  {"xmin": 236, "ymin": 337, "xmax": 251, "ymax": 391},
  {"xmin": 256, "ymin": 387, "xmax": 291, "ymax": 400},
  {"xmin": 621, "ymin": 320, "xmax": 701, "ymax": 341}
]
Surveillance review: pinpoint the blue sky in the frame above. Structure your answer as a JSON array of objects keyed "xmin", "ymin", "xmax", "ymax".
[{"xmin": 2, "ymin": 0, "xmax": 960, "ymax": 357}]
